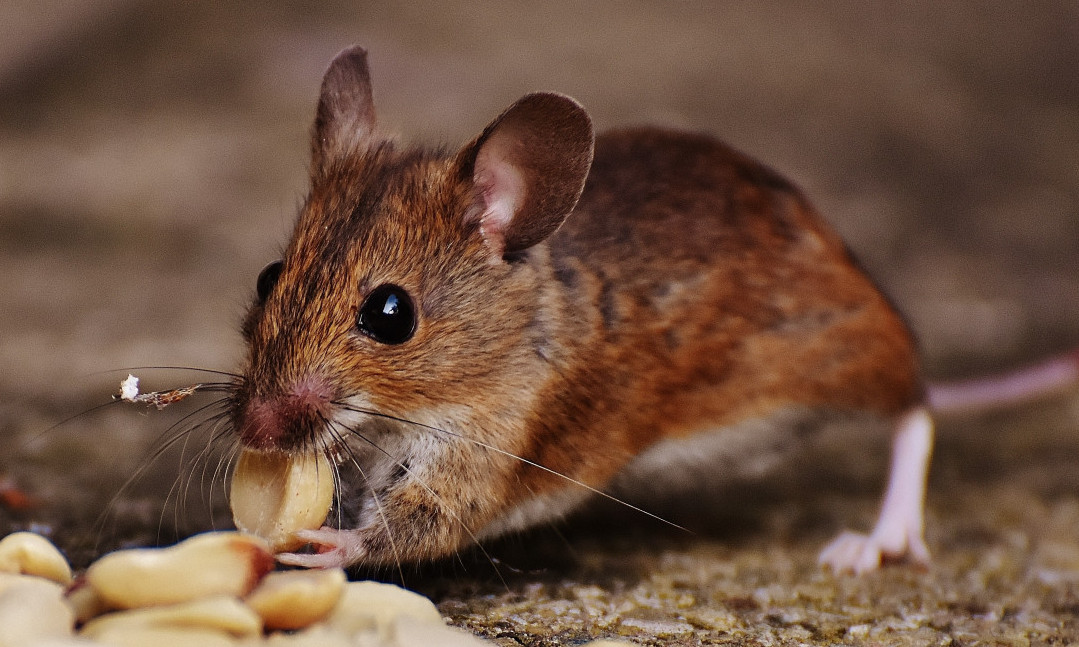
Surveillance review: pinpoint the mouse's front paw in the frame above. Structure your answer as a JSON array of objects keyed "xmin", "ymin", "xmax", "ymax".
[
  {"xmin": 818, "ymin": 529, "xmax": 930, "ymax": 574},
  {"xmin": 275, "ymin": 527, "xmax": 364, "ymax": 569}
]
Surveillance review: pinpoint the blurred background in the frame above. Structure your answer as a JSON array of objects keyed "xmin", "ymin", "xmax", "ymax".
[{"xmin": 0, "ymin": 2, "xmax": 1077, "ymax": 567}]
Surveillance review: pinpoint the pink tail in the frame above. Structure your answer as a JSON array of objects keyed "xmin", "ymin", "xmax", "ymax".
[{"xmin": 926, "ymin": 348, "xmax": 1079, "ymax": 414}]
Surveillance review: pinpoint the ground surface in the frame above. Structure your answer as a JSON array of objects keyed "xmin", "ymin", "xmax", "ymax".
[{"xmin": 1, "ymin": 2, "xmax": 1078, "ymax": 645}]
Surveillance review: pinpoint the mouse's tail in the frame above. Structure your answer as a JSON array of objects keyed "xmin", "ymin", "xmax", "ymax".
[{"xmin": 926, "ymin": 347, "xmax": 1079, "ymax": 414}]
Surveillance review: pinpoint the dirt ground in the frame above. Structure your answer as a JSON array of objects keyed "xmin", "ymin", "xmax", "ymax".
[{"xmin": 1, "ymin": 2, "xmax": 1078, "ymax": 645}]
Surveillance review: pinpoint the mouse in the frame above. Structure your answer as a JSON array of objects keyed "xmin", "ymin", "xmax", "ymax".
[{"xmin": 226, "ymin": 45, "xmax": 1071, "ymax": 574}]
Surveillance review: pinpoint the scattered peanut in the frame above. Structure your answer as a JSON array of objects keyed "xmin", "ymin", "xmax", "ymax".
[
  {"xmin": 0, "ymin": 573, "xmax": 75, "ymax": 644},
  {"xmin": 0, "ymin": 530, "xmax": 73, "ymax": 585},
  {"xmin": 323, "ymin": 580, "xmax": 444, "ymax": 640},
  {"xmin": 80, "ymin": 595, "xmax": 262, "ymax": 640},
  {"xmin": 230, "ymin": 450, "xmax": 335, "ymax": 552},
  {"xmin": 0, "ymin": 530, "xmax": 641, "ymax": 646},
  {"xmin": 87, "ymin": 625, "xmax": 237, "ymax": 647},
  {"xmin": 86, "ymin": 532, "xmax": 274, "ymax": 609},
  {"xmin": 260, "ymin": 625, "xmax": 354, "ymax": 647},
  {"xmin": 245, "ymin": 568, "xmax": 345, "ymax": 630},
  {"xmin": 393, "ymin": 618, "xmax": 494, "ymax": 647},
  {"xmin": 67, "ymin": 581, "xmax": 109, "ymax": 624}
]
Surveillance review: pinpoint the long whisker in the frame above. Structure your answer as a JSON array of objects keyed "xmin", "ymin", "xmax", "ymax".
[
  {"xmin": 98, "ymin": 396, "xmax": 232, "ymax": 548},
  {"xmin": 316, "ymin": 419, "xmax": 349, "ymax": 534},
  {"xmin": 218, "ymin": 442, "xmax": 245, "ymax": 532},
  {"xmin": 322, "ymin": 419, "xmax": 406, "ymax": 585},
  {"xmin": 19, "ymin": 380, "xmax": 236, "ymax": 456},
  {"xmin": 186, "ymin": 407, "xmax": 233, "ymax": 528},
  {"xmin": 205, "ymin": 419, "xmax": 241, "ymax": 530},
  {"xmin": 331, "ymin": 417, "xmax": 509, "ymax": 588},
  {"xmin": 20, "ymin": 400, "xmax": 124, "ymax": 452},
  {"xmin": 90, "ymin": 366, "xmax": 243, "ymax": 380},
  {"xmin": 333, "ymin": 402, "xmax": 688, "ymax": 534},
  {"xmin": 158, "ymin": 402, "xmax": 232, "ymax": 543}
]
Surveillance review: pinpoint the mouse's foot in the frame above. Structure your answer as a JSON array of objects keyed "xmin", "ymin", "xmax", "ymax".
[
  {"xmin": 819, "ymin": 407, "xmax": 934, "ymax": 574},
  {"xmin": 818, "ymin": 528, "xmax": 930, "ymax": 574},
  {"xmin": 276, "ymin": 527, "xmax": 364, "ymax": 569}
]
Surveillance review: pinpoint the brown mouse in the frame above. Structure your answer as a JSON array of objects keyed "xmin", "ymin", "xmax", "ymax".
[{"xmin": 230, "ymin": 45, "xmax": 934, "ymax": 574}]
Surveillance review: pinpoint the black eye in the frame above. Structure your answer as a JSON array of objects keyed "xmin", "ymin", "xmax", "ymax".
[
  {"xmin": 256, "ymin": 261, "xmax": 283, "ymax": 303},
  {"xmin": 357, "ymin": 284, "xmax": 417, "ymax": 345}
]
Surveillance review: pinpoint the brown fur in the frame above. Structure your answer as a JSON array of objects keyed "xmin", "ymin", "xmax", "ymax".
[
  {"xmin": 513, "ymin": 127, "xmax": 921, "ymax": 497},
  {"xmin": 231, "ymin": 47, "xmax": 922, "ymax": 566}
]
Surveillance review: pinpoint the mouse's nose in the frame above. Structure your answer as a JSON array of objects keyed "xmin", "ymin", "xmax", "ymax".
[{"xmin": 233, "ymin": 377, "xmax": 333, "ymax": 452}]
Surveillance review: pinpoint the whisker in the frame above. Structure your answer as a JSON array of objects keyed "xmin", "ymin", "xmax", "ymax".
[
  {"xmin": 322, "ymin": 419, "xmax": 406, "ymax": 585},
  {"xmin": 96, "ymin": 396, "xmax": 231, "ymax": 550},
  {"xmin": 161, "ymin": 402, "xmax": 232, "ymax": 543},
  {"xmin": 332, "ymin": 402, "xmax": 688, "ymax": 534},
  {"xmin": 19, "ymin": 400, "xmax": 124, "ymax": 452},
  {"xmin": 18, "ymin": 376, "xmax": 237, "ymax": 459},
  {"xmin": 205, "ymin": 419, "xmax": 241, "ymax": 527},
  {"xmin": 216, "ymin": 442, "xmax": 244, "ymax": 532},
  {"xmin": 189, "ymin": 408, "xmax": 234, "ymax": 525},
  {"xmin": 90, "ymin": 366, "xmax": 244, "ymax": 380},
  {"xmin": 317, "ymin": 425, "xmax": 346, "ymax": 536}
]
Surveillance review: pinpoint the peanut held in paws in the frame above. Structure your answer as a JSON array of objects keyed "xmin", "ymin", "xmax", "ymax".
[{"xmin": 230, "ymin": 450, "xmax": 335, "ymax": 553}]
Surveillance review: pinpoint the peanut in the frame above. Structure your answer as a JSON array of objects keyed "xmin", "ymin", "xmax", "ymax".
[
  {"xmin": 245, "ymin": 568, "xmax": 346, "ymax": 630},
  {"xmin": 0, "ymin": 531, "xmax": 73, "ymax": 585},
  {"xmin": 86, "ymin": 532, "xmax": 273, "ymax": 609},
  {"xmin": 230, "ymin": 450, "xmax": 335, "ymax": 552}
]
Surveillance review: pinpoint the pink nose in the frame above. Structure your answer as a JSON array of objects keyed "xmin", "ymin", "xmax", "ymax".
[{"xmin": 236, "ymin": 378, "xmax": 333, "ymax": 451}]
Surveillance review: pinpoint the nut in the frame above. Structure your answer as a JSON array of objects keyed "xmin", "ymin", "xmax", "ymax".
[
  {"xmin": 86, "ymin": 532, "xmax": 274, "ymax": 609},
  {"xmin": 0, "ymin": 531, "xmax": 73, "ymax": 585},
  {"xmin": 81, "ymin": 625, "xmax": 237, "ymax": 647},
  {"xmin": 394, "ymin": 617, "xmax": 494, "ymax": 646},
  {"xmin": 245, "ymin": 568, "xmax": 346, "ymax": 630},
  {"xmin": 323, "ymin": 580, "xmax": 443, "ymax": 639},
  {"xmin": 0, "ymin": 530, "xmax": 498, "ymax": 646},
  {"xmin": 263, "ymin": 625, "xmax": 354, "ymax": 646},
  {"xmin": 230, "ymin": 450, "xmax": 335, "ymax": 552},
  {"xmin": 79, "ymin": 595, "xmax": 262, "ymax": 639},
  {"xmin": 0, "ymin": 574, "xmax": 75, "ymax": 644},
  {"xmin": 66, "ymin": 579, "xmax": 109, "ymax": 624}
]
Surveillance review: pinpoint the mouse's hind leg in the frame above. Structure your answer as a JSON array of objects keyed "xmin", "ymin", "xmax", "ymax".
[{"xmin": 818, "ymin": 406, "xmax": 933, "ymax": 573}]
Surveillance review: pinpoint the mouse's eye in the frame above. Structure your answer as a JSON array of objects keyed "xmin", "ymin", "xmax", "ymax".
[
  {"xmin": 357, "ymin": 284, "xmax": 417, "ymax": 345},
  {"xmin": 256, "ymin": 260, "xmax": 283, "ymax": 304}
]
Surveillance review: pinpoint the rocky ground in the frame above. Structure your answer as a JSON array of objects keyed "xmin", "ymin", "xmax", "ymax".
[{"xmin": 1, "ymin": 2, "xmax": 1077, "ymax": 645}]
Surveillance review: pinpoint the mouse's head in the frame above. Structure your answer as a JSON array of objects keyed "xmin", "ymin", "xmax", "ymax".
[{"xmin": 231, "ymin": 47, "xmax": 594, "ymax": 462}]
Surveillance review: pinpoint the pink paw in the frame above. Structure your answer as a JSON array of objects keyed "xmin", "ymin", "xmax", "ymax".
[
  {"xmin": 818, "ymin": 529, "xmax": 930, "ymax": 574},
  {"xmin": 275, "ymin": 527, "xmax": 364, "ymax": 569}
]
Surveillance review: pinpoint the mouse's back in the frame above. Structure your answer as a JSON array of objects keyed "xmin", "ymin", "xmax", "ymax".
[{"xmin": 527, "ymin": 127, "xmax": 922, "ymax": 460}]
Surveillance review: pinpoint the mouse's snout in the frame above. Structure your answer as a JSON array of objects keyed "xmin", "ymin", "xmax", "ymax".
[{"xmin": 233, "ymin": 376, "xmax": 334, "ymax": 452}]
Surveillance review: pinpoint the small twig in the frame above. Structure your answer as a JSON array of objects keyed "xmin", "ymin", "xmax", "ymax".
[{"xmin": 114, "ymin": 374, "xmax": 201, "ymax": 410}]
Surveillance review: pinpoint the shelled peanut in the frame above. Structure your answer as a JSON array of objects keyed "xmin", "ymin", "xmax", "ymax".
[
  {"xmin": 0, "ymin": 531, "xmax": 482, "ymax": 646},
  {"xmin": 229, "ymin": 450, "xmax": 336, "ymax": 552},
  {"xmin": 0, "ymin": 530, "xmax": 640, "ymax": 646}
]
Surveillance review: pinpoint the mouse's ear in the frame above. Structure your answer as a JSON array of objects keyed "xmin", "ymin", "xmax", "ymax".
[
  {"xmin": 459, "ymin": 93, "xmax": 594, "ymax": 258},
  {"xmin": 312, "ymin": 46, "xmax": 376, "ymax": 172}
]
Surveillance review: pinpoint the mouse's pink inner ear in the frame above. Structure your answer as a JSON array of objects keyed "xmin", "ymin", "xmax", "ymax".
[
  {"xmin": 312, "ymin": 45, "xmax": 377, "ymax": 171},
  {"xmin": 463, "ymin": 92, "xmax": 595, "ymax": 258}
]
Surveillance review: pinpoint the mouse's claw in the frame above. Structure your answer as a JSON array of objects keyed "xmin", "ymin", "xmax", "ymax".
[
  {"xmin": 275, "ymin": 527, "xmax": 363, "ymax": 569},
  {"xmin": 819, "ymin": 528, "xmax": 930, "ymax": 574}
]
